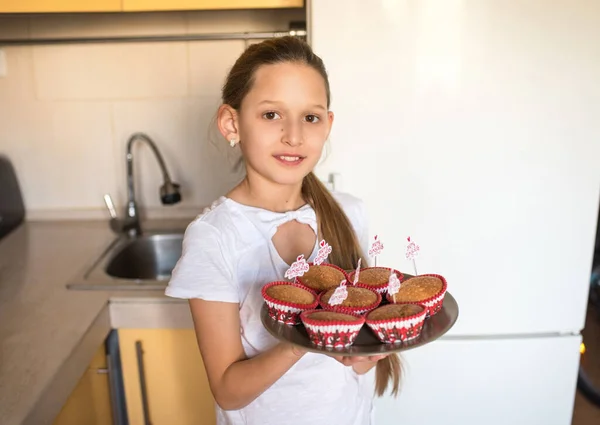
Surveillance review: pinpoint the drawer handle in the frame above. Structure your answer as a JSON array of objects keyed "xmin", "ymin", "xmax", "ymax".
[{"xmin": 135, "ymin": 341, "xmax": 152, "ymax": 425}]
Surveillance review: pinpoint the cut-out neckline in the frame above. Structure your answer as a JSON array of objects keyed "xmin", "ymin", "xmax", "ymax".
[{"xmin": 271, "ymin": 221, "xmax": 319, "ymax": 267}]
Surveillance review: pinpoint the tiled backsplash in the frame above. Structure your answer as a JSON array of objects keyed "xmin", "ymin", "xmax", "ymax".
[{"xmin": 0, "ymin": 9, "xmax": 305, "ymax": 219}]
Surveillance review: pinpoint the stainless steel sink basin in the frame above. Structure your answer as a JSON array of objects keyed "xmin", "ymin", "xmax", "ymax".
[
  {"xmin": 105, "ymin": 234, "xmax": 182, "ymax": 280},
  {"xmin": 67, "ymin": 231, "xmax": 184, "ymax": 290}
]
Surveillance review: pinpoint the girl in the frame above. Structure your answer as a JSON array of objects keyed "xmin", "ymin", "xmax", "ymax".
[{"xmin": 166, "ymin": 36, "xmax": 400, "ymax": 425}]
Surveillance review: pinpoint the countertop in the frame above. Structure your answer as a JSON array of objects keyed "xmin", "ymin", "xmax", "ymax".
[{"xmin": 0, "ymin": 219, "xmax": 194, "ymax": 425}]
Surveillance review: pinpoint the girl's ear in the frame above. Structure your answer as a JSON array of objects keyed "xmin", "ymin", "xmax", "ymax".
[
  {"xmin": 325, "ymin": 110, "xmax": 335, "ymax": 138},
  {"xmin": 217, "ymin": 104, "xmax": 240, "ymax": 144}
]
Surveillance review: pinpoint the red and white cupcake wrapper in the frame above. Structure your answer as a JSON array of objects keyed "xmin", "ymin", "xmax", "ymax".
[
  {"xmin": 300, "ymin": 309, "xmax": 365, "ymax": 348},
  {"xmin": 296, "ymin": 262, "xmax": 350, "ymax": 294},
  {"xmin": 261, "ymin": 281, "xmax": 319, "ymax": 325},
  {"xmin": 318, "ymin": 287, "xmax": 382, "ymax": 315},
  {"xmin": 349, "ymin": 267, "xmax": 405, "ymax": 294},
  {"xmin": 386, "ymin": 274, "xmax": 448, "ymax": 317},
  {"xmin": 365, "ymin": 306, "xmax": 427, "ymax": 344}
]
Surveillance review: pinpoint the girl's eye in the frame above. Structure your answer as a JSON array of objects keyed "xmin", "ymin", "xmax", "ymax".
[
  {"xmin": 263, "ymin": 111, "xmax": 281, "ymax": 120},
  {"xmin": 305, "ymin": 114, "xmax": 320, "ymax": 123}
]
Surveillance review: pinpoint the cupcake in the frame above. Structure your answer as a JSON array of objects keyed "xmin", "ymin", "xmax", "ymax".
[
  {"xmin": 262, "ymin": 281, "xmax": 318, "ymax": 325},
  {"xmin": 387, "ymin": 274, "xmax": 447, "ymax": 316},
  {"xmin": 366, "ymin": 304, "xmax": 427, "ymax": 343},
  {"xmin": 349, "ymin": 267, "xmax": 404, "ymax": 294},
  {"xmin": 300, "ymin": 310, "xmax": 365, "ymax": 348},
  {"xmin": 297, "ymin": 263, "xmax": 348, "ymax": 293},
  {"xmin": 319, "ymin": 286, "xmax": 381, "ymax": 315}
]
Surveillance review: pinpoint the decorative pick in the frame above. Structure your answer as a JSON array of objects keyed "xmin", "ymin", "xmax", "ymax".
[
  {"xmin": 284, "ymin": 254, "xmax": 310, "ymax": 282},
  {"xmin": 313, "ymin": 239, "xmax": 332, "ymax": 266},
  {"xmin": 388, "ymin": 269, "xmax": 401, "ymax": 303},
  {"xmin": 352, "ymin": 258, "xmax": 362, "ymax": 285},
  {"xmin": 405, "ymin": 236, "xmax": 420, "ymax": 275},
  {"xmin": 328, "ymin": 279, "xmax": 348, "ymax": 306},
  {"xmin": 368, "ymin": 235, "xmax": 384, "ymax": 267}
]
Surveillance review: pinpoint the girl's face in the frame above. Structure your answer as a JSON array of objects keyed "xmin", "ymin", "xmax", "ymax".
[{"xmin": 223, "ymin": 62, "xmax": 333, "ymax": 187}]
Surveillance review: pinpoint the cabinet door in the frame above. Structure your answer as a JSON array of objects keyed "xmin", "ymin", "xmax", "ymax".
[
  {"xmin": 52, "ymin": 344, "xmax": 113, "ymax": 425},
  {"xmin": 122, "ymin": 0, "xmax": 303, "ymax": 12},
  {"xmin": 0, "ymin": 1, "xmax": 121, "ymax": 13},
  {"xmin": 119, "ymin": 329, "xmax": 216, "ymax": 425}
]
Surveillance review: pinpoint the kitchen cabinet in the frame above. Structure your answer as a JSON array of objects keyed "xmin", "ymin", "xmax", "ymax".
[
  {"xmin": 0, "ymin": 0, "xmax": 303, "ymax": 13},
  {"xmin": 119, "ymin": 329, "xmax": 216, "ymax": 425},
  {"xmin": 0, "ymin": 0, "xmax": 121, "ymax": 13},
  {"xmin": 52, "ymin": 344, "xmax": 113, "ymax": 425},
  {"xmin": 123, "ymin": 0, "xmax": 303, "ymax": 12}
]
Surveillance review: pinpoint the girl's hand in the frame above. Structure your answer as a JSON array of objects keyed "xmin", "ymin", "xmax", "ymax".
[
  {"xmin": 330, "ymin": 354, "xmax": 389, "ymax": 367},
  {"xmin": 291, "ymin": 344, "xmax": 308, "ymax": 357},
  {"xmin": 281, "ymin": 342, "xmax": 308, "ymax": 358}
]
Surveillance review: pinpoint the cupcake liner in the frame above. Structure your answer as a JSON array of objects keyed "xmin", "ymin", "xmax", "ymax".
[
  {"xmin": 300, "ymin": 309, "xmax": 365, "ymax": 348},
  {"xmin": 386, "ymin": 274, "xmax": 448, "ymax": 317},
  {"xmin": 296, "ymin": 263, "xmax": 349, "ymax": 293},
  {"xmin": 318, "ymin": 287, "xmax": 382, "ymax": 315},
  {"xmin": 261, "ymin": 281, "xmax": 319, "ymax": 325},
  {"xmin": 349, "ymin": 267, "xmax": 405, "ymax": 294},
  {"xmin": 365, "ymin": 306, "xmax": 427, "ymax": 344}
]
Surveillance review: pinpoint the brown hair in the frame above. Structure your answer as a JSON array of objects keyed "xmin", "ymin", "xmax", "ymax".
[{"xmin": 221, "ymin": 36, "xmax": 401, "ymax": 397}]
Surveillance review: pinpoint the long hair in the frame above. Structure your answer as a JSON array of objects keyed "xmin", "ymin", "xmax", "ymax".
[{"xmin": 221, "ymin": 36, "xmax": 401, "ymax": 397}]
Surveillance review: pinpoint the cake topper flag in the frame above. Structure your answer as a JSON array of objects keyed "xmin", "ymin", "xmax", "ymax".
[
  {"xmin": 352, "ymin": 258, "xmax": 362, "ymax": 285},
  {"xmin": 369, "ymin": 235, "xmax": 384, "ymax": 267},
  {"xmin": 284, "ymin": 254, "xmax": 310, "ymax": 281},
  {"xmin": 405, "ymin": 236, "xmax": 420, "ymax": 275},
  {"xmin": 313, "ymin": 239, "xmax": 332, "ymax": 266},
  {"xmin": 328, "ymin": 279, "xmax": 348, "ymax": 306},
  {"xmin": 388, "ymin": 269, "xmax": 401, "ymax": 303}
]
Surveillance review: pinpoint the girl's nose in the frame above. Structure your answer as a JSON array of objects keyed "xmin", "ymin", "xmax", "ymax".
[{"xmin": 281, "ymin": 121, "xmax": 302, "ymax": 147}]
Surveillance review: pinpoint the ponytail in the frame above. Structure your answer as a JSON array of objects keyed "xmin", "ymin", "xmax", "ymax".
[
  {"xmin": 302, "ymin": 172, "xmax": 402, "ymax": 397},
  {"xmin": 302, "ymin": 172, "xmax": 363, "ymax": 268},
  {"xmin": 375, "ymin": 352, "xmax": 402, "ymax": 397}
]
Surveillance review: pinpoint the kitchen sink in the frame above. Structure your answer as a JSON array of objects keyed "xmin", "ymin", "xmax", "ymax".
[
  {"xmin": 67, "ymin": 230, "xmax": 184, "ymax": 290},
  {"xmin": 106, "ymin": 234, "xmax": 182, "ymax": 280}
]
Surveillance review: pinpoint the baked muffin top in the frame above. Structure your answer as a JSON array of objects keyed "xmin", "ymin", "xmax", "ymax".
[
  {"xmin": 394, "ymin": 276, "xmax": 443, "ymax": 302},
  {"xmin": 305, "ymin": 311, "xmax": 360, "ymax": 322},
  {"xmin": 266, "ymin": 284, "xmax": 315, "ymax": 305},
  {"xmin": 301, "ymin": 265, "xmax": 345, "ymax": 291},
  {"xmin": 367, "ymin": 304, "xmax": 425, "ymax": 321},
  {"xmin": 321, "ymin": 286, "xmax": 378, "ymax": 307},
  {"xmin": 355, "ymin": 268, "xmax": 394, "ymax": 285}
]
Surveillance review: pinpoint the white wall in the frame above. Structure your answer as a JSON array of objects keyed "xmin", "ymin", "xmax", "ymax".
[{"xmin": 0, "ymin": 9, "xmax": 304, "ymax": 219}]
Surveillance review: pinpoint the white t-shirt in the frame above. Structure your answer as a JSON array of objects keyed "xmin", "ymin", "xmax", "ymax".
[{"xmin": 165, "ymin": 192, "xmax": 375, "ymax": 425}]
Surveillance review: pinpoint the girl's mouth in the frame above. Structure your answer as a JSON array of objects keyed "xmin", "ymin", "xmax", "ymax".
[{"xmin": 274, "ymin": 155, "xmax": 305, "ymax": 166}]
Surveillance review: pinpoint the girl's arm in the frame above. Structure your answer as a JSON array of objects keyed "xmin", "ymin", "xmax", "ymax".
[
  {"xmin": 332, "ymin": 355, "xmax": 387, "ymax": 375},
  {"xmin": 189, "ymin": 298, "xmax": 304, "ymax": 411}
]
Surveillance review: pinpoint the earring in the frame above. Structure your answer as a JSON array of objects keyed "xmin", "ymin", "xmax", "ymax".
[{"xmin": 229, "ymin": 138, "xmax": 237, "ymax": 148}]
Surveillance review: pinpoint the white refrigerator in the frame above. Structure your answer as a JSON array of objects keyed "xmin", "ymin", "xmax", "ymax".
[{"xmin": 309, "ymin": 1, "xmax": 600, "ymax": 424}]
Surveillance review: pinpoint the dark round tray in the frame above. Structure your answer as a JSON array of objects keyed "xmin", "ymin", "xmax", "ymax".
[{"xmin": 261, "ymin": 292, "xmax": 459, "ymax": 356}]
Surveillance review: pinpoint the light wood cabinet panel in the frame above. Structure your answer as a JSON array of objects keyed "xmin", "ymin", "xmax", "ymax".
[
  {"xmin": 0, "ymin": 0, "xmax": 122, "ymax": 13},
  {"xmin": 122, "ymin": 0, "xmax": 303, "ymax": 12},
  {"xmin": 0, "ymin": 0, "xmax": 302, "ymax": 13},
  {"xmin": 119, "ymin": 329, "xmax": 216, "ymax": 425},
  {"xmin": 52, "ymin": 344, "xmax": 113, "ymax": 425}
]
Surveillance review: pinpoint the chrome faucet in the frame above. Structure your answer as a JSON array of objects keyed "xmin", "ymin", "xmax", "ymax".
[{"xmin": 104, "ymin": 132, "xmax": 181, "ymax": 236}]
